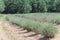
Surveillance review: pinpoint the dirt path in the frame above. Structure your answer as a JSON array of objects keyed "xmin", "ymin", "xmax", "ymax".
[
  {"xmin": 0, "ymin": 21, "xmax": 60, "ymax": 40},
  {"xmin": 0, "ymin": 22, "xmax": 10, "ymax": 40}
]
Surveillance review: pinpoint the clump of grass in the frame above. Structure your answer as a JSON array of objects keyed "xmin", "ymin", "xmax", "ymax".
[
  {"xmin": 40, "ymin": 24, "xmax": 58, "ymax": 38},
  {"xmin": 0, "ymin": 15, "xmax": 9, "ymax": 21}
]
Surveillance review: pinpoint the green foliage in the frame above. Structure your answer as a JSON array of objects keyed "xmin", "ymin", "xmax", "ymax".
[
  {"xmin": 0, "ymin": 0, "xmax": 5, "ymax": 12},
  {"xmin": 16, "ymin": 13, "xmax": 60, "ymax": 24},
  {"xmin": 40, "ymin": 24, "xmax": 57, "ymax": 38},
  {"xmin": 1, "ymin": 0, "xmax": 60, "ymax": 13},
  {"xmin": 4, "ymin": 0, "xmax": 31, "ymax": 13},
  {"xmin": 4, "ymin": 0, "xmax": 22, "ymax": 13},
  {"xmin": 7, "ymin": 15, "xmax": 58, "ymax": 38}
]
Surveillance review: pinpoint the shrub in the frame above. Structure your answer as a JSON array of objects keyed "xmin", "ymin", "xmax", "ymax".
[{"xmin": 40, "ymin": 24, "xmax": 58, "ymax": 38}]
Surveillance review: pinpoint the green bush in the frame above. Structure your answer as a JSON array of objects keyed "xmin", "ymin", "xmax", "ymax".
[{"xmin": 40, "ymin": 24, "xmax": 57, "ymax": 38}]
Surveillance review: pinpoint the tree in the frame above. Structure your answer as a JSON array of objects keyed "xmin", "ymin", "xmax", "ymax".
[
  {"xmin": 4, "ymin": 0, "xmax": 21, "ymax": 13},
  {"xmin": 21, "ymin": 0, "xmax": 32, "ymax": 13},
  {"xmin": 56, "ymin": 0, "xmax": 60, "ymax": 12},
  {"xmin": 30, "ymin": 0, "xmax": 38, "ymax": 12},
  {"xmin": 3, "ymin": 0, "xmax": 60, "ymax": 13},
  {"xmin": 38, "ymin": 0, "xmax": 47, "ymax": 12},
  {"xmin": 0, "ymin": 0, "xmax": 5, "ymax": 12},
  {"xmin": 38, "ymin": 0, "xmax": 57, "ymax": 12},
  {"xmin": 4, "ymin": 0, "xmax": 31, "ymax": 13}
]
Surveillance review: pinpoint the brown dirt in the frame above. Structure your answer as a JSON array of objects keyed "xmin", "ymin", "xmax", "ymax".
[
  {"xmin": 0, "ymin": 21, "xmax": 60, "ymax": 40},
  {"xmin": 0, "ymin": 21, "xmax": 10, "ymax": 40}
]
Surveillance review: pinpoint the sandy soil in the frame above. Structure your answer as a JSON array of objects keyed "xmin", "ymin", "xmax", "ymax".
[
  {"xmin": 0, "ymin": 22, "xmax": 10, "ymax": 40},
  {"xmin": 0, "ymin": 21, "xmax": 60, "ymax": 40}
]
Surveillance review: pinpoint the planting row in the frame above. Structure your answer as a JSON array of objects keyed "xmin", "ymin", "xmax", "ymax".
[
  {"xmin": 14, "ymin": 13, "xmax": 60, "ymax": 25},
  {"xmin": 7, "ymin": 15, "xmax": 58, "ymax": 38}
]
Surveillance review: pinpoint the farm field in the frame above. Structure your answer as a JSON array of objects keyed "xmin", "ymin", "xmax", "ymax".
[
  {"xmin": 0, "ymin": 13, "xmax": 60, "ymax": 40},
  {"xmin": 1, "ymin": 0, "xmax": 60, "ymax": 40}
]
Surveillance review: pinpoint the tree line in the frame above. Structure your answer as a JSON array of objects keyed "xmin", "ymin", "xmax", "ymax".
[{"xmin": 0, "ymin": 0, "xmax": 60, "ymax": 13}]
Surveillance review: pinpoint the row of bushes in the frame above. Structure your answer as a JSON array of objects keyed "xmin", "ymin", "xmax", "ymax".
[
  {"xmin": 14, "ymin": 13, "xmax": 60, "ymax": 25},
  {"xmin": 6, "ymin": 15, "xmax": 58, "ymax": 38}
]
